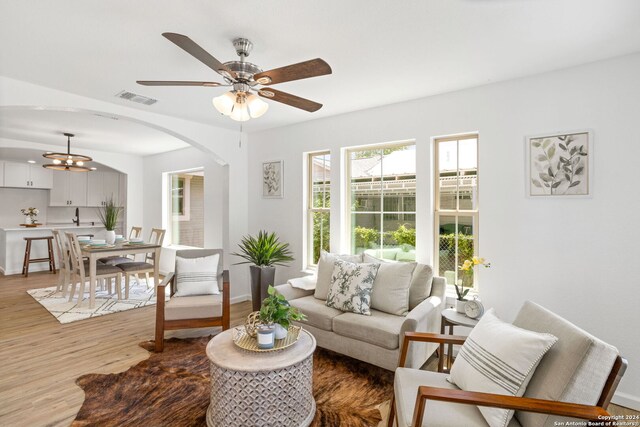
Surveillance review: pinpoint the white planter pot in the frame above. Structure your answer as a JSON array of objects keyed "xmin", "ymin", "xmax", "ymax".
[
  {"xmin": 455, "ymin": 299, "xmax": 467, "ymax": 313},
  {"xmin": 105, "ymin": 230, "xmax": 116, "ymax": 245},
  {"xmin": 274, "ymin": 324, "xmax": 288, "ymax": 340}
]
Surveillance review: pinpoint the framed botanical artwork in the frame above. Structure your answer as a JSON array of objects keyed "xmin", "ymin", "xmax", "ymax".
[
  {"xmin": 262, "ymin": 160, "xmax": 284, "ymax": 198},
  {"xmin": 525, "ymin": 130, "xmax": 593, "ymax": 197}
]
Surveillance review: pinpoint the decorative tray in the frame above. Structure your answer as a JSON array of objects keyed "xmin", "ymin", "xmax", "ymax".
[
  {"xmin": 232, "ymin": 325, "xmax": 301, "ymax": 353},
  {"xmin": 20, "ymin": 223, "xmax": 41, "ymax": 228}
]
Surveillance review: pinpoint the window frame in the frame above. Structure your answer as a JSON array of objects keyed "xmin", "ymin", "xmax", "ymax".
[
  {"xmin": 306, "ymin": 150, "xmax": 331, "ymax": 268},
  {"xmin": 345, "ymin": 140, "xmax": 417, "ymax": 256},
  {"xmin": 433, "ymin": 134, "xmax": 479, "ymax": 288},
  {"xmin": 171, "ymin": 175, "xmax": 191, "ymax": 222}
]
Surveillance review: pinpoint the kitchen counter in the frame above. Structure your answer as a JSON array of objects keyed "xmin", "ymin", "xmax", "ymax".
[{"xmin": 0, "ymin": 224, "xmax": 106, "ymax": 275}]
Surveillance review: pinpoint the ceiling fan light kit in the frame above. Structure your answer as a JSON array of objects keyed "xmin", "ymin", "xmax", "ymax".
[
  {"xmin": 138, "ymin": 33, "xmax": 332, "ymax": 121},
  {"xmin": 42, "ymin": 133, "xmax": 94, "ymax": 172}
]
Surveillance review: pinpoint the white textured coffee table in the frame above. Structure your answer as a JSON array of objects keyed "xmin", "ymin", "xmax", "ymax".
[{"xmin": 205, "ymin": 328, "xmax": 317, "ymax": 427}]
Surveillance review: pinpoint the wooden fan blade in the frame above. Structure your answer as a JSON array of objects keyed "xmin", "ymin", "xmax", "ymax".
[
  {"xmin": 137, "ymin": 80, "xmax": 222, "ymax": 87},
  {"xmin": 162, "ymin": 32, "xmax": 236, "ymax": 80},
  {"xmin": 258, "ymin": 88, "xmax": 322, "ymax": 112},
  {"xmin": 254, "ymin": 58, "xmax": 331, "ymax": 86}
]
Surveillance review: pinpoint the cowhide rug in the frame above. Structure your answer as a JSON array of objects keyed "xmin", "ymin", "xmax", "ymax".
[{"xmin": 72, "ymin": 336, "xmax": 394, "ymax": 427}]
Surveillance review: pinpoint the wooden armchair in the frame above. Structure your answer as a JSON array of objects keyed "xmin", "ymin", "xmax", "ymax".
[
  {"xmin": 155, "ymin": 249, "xmax": 230, "ymax": 352},
  {"xmin": 388, "ymin": 301, "xmax": 627, "ymax": 427}
]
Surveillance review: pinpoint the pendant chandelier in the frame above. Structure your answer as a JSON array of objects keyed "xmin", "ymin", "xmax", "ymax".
[{"xmin": 42, "ymin": 133, "xmax": 94, "ymax": 172}]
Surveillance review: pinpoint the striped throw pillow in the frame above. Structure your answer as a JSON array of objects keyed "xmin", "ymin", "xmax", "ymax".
[
  {"xmin": 448, "ymin": 309, "xmax": 557, "ymax": 427},
  {"xmin": 174, "ymin": 254, "xmax": 220, "ymax": 296}
]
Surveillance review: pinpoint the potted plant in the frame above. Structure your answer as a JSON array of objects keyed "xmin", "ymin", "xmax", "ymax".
[
  {"xmin": 97, "ymin": 197, "xmax": 122, "ymax": 244},
  {"xmin": 20, "ymin": 207, "xmax": 40, "ymax": 225},
  {"xmin": 455, "ymin": 256, "xmax": 491, "ymax": 313},
  {"xmin": 233, "ymin": 230, "xmax": 294, "ymax": 311},
  {"xmin": 259, "ymin": 285, "xmax": 307, "ymax": 339}
]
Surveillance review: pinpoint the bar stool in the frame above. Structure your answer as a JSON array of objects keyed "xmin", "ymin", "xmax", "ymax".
[{"xmin": 22, "ymin": 236, "xmax": 57, "ymax": 277}]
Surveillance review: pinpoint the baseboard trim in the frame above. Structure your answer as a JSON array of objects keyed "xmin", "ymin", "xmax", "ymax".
[
  {"xmin": 230, "ymin": 294, "xmax": 250, "ymax": 305},
  {"xmin": 612, "ymin": 391, "xmax": 640, "ymax": 411}
]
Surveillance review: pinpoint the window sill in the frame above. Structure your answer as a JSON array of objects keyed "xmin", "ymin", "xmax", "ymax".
[{"xmin": 300, "ymin": 267, "xmax": 317, "ymax": 276}]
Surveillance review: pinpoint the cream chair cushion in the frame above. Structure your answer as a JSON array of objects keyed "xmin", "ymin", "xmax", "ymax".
[
  {"xmin": 448, "ymin": 309, "xmax": 557, "ymax": 427},
  {"xmin": 174, "ymin": 254, "xmax": 220, "ymax": 296},
  {"xmin": 165, "ymin": 294, "xmax": 222, "ymax": 321},
  {"xmin": 394, "ymin": 368, "xmax": 522, "ymax": 427}
]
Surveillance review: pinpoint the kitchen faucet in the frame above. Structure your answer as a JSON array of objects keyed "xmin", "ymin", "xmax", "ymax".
[{"xmin": 73, "ymin": 207, "xmax": 80, "ymax": 226}]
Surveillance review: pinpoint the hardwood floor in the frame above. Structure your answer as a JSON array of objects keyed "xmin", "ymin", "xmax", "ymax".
[
  {"xmin": 1, "ymin": 271, "xmax": 637, "ymax": 426},
  {"xmin": 0, "ymin": 271, "xmax": 252, "ymax": 427}
]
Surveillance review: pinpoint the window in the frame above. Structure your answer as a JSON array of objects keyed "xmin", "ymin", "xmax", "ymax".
[
  {"xmin": 346, "ymin": 142, "xmax": 416, "ymax": 261},
  {"xmin": 166, "ymin": 170, "xmax": 204, "ymax": 248},
  {"xmin": 434, "ymin": 135, "xmax": 478, "ymax": 288},
  {"xmin": 307, "ymin": 152, "xmax": 331, "ymax": 266}
]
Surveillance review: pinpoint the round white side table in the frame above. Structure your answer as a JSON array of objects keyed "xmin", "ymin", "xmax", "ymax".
[
  {"xmin": 206, "ymin": 328, "xmax": 317, "ymax": 427},
  {"xmin": 438, "ymin": 308, "xmax": 480, "ymax": 372}
]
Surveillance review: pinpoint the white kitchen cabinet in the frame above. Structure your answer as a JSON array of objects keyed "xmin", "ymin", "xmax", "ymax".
[
  {"xmin": 3, "ymin": 162, "xmax": 52, "ymax": 189},
  {"xmin": 87, "ymin": 172, "xmax": 120, "ymax": 207},
  {"xmin": 49, "ymin": 171, "xmax": 88, "ymax": 206}
]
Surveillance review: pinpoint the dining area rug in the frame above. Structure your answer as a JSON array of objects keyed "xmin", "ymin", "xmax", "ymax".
[
  {"xmin": 27, "ymin": 279, "xmax": 165, "ymax": 324},
  {"xmin": 72, "ymin": 336, "xmax": 394, "ymax": 427}
]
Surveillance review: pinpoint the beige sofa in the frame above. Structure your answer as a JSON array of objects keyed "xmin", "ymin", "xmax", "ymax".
[{"xmin": 275, "ymin": 265, "xmax": 446, "ymax": 371}]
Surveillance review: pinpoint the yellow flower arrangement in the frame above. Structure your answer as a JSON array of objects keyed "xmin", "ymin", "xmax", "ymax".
[{"xmin": 455, "ymin": 256, "xmax": 490, "ymax": 300}]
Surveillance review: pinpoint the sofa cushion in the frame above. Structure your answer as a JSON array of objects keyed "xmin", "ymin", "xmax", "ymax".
[
  {"xmin": 326, "ymin": 260, "xmax": 379, "ymax": 315},
  {"xmin": 289, "ymin": 295, "xmax": 343, "ymax": 331},
  {"xmin": 448, "ymin": 309, "xmax": 558, "ymax": 427},
  {"xmin": 332, "ymin": 309, "xmax": 404, "ymax": 350},
  {"xmin": 364, "ymin": 253, "xmax": 433, "ymax": 311},
  {"xmin": 409, "ymin": 264, "xmax": 434, "ymax": 310},
  {"xmin": 165, "ymin": 294, "xmax": 222, "ymax": 321},
  {"xmin": 512, "ymin": 301, "xmax": 616, "ymax": 427},
  {"xmin": 369, "ymin": 261, "xmax": 415, "ymax": 316},
  {"xmin": 314, "ymin": 251, "xmax": 363, "ymax": 300}
]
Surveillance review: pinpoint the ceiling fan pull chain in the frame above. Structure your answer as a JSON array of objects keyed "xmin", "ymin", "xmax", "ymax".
[{"xmin": 239, "ymin": 122, "xmax": 243, "ymax": 148}]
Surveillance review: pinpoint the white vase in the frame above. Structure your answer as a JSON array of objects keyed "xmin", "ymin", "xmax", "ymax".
[
  {"xmin": 455, "ymin": 299, "xmax": 467, "ymax": 314},
  {"xmin": 106, "ymin": 230, "xmax": 116, "ymax": 244},
  {"xmin": 274, "ymin": 323, "xmax": 288, "ymax": 340}
]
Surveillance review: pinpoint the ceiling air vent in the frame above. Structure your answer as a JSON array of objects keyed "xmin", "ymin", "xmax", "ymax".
[{"xmin": 115, "ymin": 90, "xmax": 157, "ymax": 106}]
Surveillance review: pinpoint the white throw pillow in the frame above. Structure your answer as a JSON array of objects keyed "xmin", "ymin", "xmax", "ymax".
[
  {"xmin": 325, "ymin": 260, "xmax": 380, "ymax": 315},
  {"xmin": 314, "ymin": 251, "xmax": 363, "ymax": 300},
  {"xmin": 369, "ymin": 262, "xmax": 416, "ymax": 316},
  {"xmin": 174, "ymin": 254, "xmax": 220, "ymax": 296},
  {"xmin": 448, "ymin": 309, "xmax": 558, "ymax": 427},
  {"xmin": 363, "ymin": 253, "xmax": 433, "ymax": 311}
]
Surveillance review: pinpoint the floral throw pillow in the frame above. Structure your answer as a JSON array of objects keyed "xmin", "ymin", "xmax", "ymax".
[{"xmin": 325, "ymin": 260, "xmax": 380, "ymax": 315}]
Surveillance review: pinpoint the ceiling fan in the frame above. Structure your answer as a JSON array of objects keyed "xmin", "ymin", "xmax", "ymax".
[{"xmin": 137, "ymin": 33, "xmax": 332, "ymax": 121}]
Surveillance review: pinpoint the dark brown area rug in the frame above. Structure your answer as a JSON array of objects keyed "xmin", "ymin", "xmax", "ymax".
[{"xmin": 72, "ymin": 336, "xmax": 394, "ymax": 427}]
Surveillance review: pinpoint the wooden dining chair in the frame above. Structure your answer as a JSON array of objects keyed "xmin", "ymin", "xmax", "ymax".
[
  {"xmin": 65, "ymin": 232, "xmax": 124, "ymax": 307},
  {"xmin": 52, "ymin": 229, "xmax": 71, "ymax": 297},
  {"xmin": 99, "ymin": 226, "xmax": 143, "ymax": 266},
  {"xmin": 116, "ymin": 228, "xmax": 166, "ymax": 298}
]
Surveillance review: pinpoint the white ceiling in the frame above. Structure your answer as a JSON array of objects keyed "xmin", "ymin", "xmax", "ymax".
[
  {"xmin": 0, "ymin": 109, "xmax": 189, "ymax": 156},
  {"xmin": 0, "ymin": 147, "xmax": 120, "ymax": 173},
  {"xmin": 1, "ymin": 0, "xmax": 640, "ymax": 137}
]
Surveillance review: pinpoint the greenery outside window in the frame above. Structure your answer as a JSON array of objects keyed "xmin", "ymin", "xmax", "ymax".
[
  {"xmin": 434, "ymin": 134, "xmax": 479, "ymax": 288},
  {"xmin": 307, "ymin": 151, "xmax": 331, "ymax": 266},
  {"xmin": 346, "ymin": 142, "xmax": 416, "ymax": 262}
]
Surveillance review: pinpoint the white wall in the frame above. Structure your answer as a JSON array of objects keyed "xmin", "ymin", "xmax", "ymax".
[
  {"xmin": 247, "ymin": 53, "xmax": 640, "ymax": 408},
  {"xmin": 0, "ymin": 187, "xmax": 49, "ymax": 228},
  {"xmin": 142, "ymin": 146, "xmax": 249, "ymax": 302}
]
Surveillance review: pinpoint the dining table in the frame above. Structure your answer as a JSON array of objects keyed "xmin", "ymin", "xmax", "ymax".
[{"xmin": 81, "ymin": 241, "xmax": 162, "ymax": 309}]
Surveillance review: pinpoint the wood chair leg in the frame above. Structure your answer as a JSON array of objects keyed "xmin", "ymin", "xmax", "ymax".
[
  {"xmin": 61, "ymin": 270, "xmax": 70, "ymax": 297},
  {"xmin": 68, "ymin": 273, "xmax": 77, "ymax": 303},
  {"xmin": 77, "ymin": 279, "xmax": 86, "ymax": 308},
  {"xmin": 125, "ymin": 274, "xmax": 130, "ymax": 299},
  {"xmin": 22, "ymin": 240, "xmax": 32, "ymax": 277},
  {"xmin": 116, "ymin": 274, "xmax": 122, "ymax": 300},
  {"xmin": 387, "ymin": 395, "xmax": 396, "ymax": 427},
  {"xmin": 47, "ymin": 239, "xmax": 56, "ymax": 274},
  {"xmin": 155, "ymin": 285, "xmax": 165, "ymax": 352}
]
